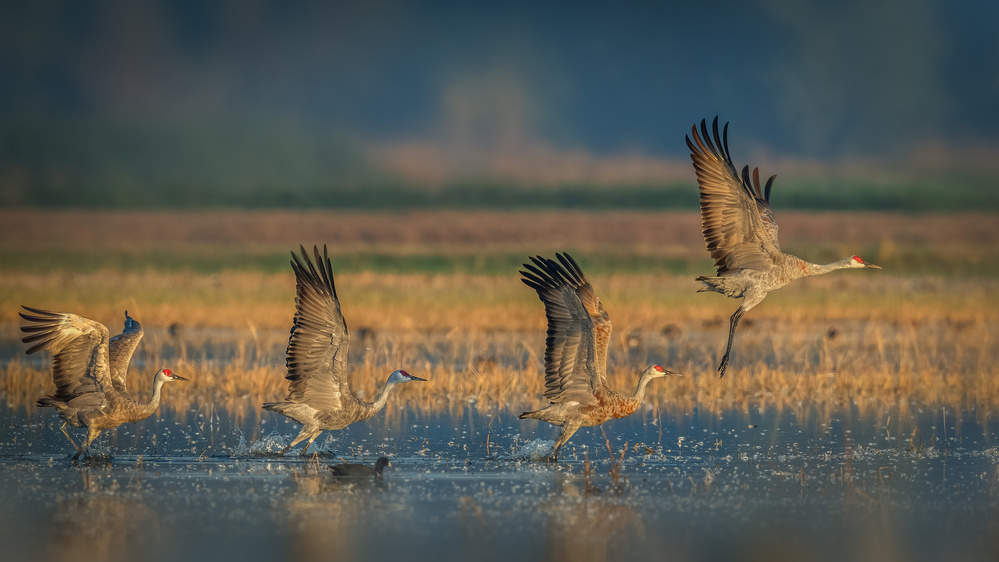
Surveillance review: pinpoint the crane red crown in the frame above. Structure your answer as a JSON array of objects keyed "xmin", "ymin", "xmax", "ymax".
[
  {"xmin": 853, "ymin": 256, "xmax": 864, "ymax": 263},
  {"xmin": 653, "ymin": 365, "xmax": 665, "ymax": 372},
  {"xmin": 163, "ymin": 369, "xmax": 173, "ymax": 376}
]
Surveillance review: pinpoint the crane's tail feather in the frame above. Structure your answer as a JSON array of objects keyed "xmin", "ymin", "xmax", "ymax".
[
  {"xmin": 262, "ymin": 401, "xmax": 287, "ymax": 413},
  {"xmin": 36, "ymin": 396, "xmax": 72, "ymax": 412}
]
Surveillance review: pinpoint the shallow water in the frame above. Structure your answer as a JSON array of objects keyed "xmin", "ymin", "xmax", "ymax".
[
  {"xmin": 3, "ymin": 315, "xmax": 998, "ymax": 561},
  {"xmin": 1, "ymin": 399, "xmax": 997, "ymax": 562}
]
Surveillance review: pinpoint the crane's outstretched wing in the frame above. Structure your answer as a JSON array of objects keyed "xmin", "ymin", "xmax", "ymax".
[
  {"xmin": 282, "ymin": 245, "xmax": 351, "ymax": 414},
  {"xmin": 686, "ymin": 116, "xmax": 780, "ymax": 275},
  {"xmin": 520, "ymin": 252, "xmax": 611, "ymax": 405},
  {"xmin": 20, "ymin": 306, "xmax": 112, "ymax": 410},
  {"xmin": 108, "ymin": 310, "xmax": 143, "ymax": 394}
]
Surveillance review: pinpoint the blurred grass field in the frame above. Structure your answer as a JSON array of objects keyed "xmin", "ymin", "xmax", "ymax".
[{"xmin": 1, "ymin": 209, "xmax": 997, "ymax": 422}]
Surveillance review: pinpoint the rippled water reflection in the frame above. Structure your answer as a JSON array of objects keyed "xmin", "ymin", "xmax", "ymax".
[{"xmin": 1, "ymin": 399, "xmax": 997, "ymax": 562}]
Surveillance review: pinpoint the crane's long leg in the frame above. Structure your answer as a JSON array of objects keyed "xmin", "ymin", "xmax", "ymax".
[
  {"xmin": 59, "ymin": 423, "xmax": 80, "ymax": 451},
  {"xmin": 548, "ymin": 422, "xmax": 581, "ymax": 462},
  {"xmin": 718, "ymin": 306, "xmax": 745, "ymax": 378},
  {"xmin": 73, "ymin": 427, "xmax": 102, "ymax": 462},
  {"xmin": 300, "ymin": 432, "xmax": 323, "ymax": 457},
  {"xmin": 280, "ymin": 425, "xmax": 319, "ymax": 456}
]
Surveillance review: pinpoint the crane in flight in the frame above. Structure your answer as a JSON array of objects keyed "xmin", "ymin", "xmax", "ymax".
[{"xmin": 687, "ymin": 117, "xmax": 881, "ymax": 378}]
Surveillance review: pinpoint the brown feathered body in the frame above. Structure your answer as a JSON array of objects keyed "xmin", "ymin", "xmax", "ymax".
[{"xmin": 519, "ymin": 253, "xmax": 677, "ymax": 461}]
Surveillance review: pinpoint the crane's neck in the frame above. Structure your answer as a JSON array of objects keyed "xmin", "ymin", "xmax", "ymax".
[
  {"xmin": 787, "ymin": 254, "xmax": 856, "ymax": 278},
  {"xmin": 369, "ymin": 381, "xmax": 399, "ymax": 413},
  {"xmin": 631, "ymin": 372, "xmax": 657, "ymax": 403},
  {"xmin": 137, "ymin": 376, "xmax": 168, "ymax": 419},
  {"xmin": 807, "ymin": 256, "xmax": 859, "ymax": 277}
]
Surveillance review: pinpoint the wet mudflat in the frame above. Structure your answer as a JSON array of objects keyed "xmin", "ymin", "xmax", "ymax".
[{"xmin": 1, "ymin": 401, "xmax": 996, "ymax": 562}]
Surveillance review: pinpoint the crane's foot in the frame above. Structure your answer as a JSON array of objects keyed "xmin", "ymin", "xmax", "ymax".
[
  {"xmin": 277, "ymin": 444, "xmax": 292, "ymax": 456},
  {"xmin": 717, "ymin": 355, "xmax": 731, "ymax": 379}
]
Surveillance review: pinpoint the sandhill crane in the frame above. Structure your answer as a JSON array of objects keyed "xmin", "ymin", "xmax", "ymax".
[
  {"xmin": 19, "ymin": 306, "xmax": 187, "ymax": 460},
  {"xmin": 263, "ymin": 245, "xmax": 425, "ymax": 456},
  {"xmin": 687, "ymin": 117, "xmax": 881, "ymax": 378},
  {"xmin": 519, "ymin": 252, "xmax": 679, "ymax": 462},
  {"xmin": 329, "ymin": 457, "xmax": 391, "ymax": 477}
]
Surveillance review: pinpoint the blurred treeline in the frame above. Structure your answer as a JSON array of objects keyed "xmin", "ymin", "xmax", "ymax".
[{"xmin": 3, "ymin": 117, "xmax": 996, "ymax": 211}]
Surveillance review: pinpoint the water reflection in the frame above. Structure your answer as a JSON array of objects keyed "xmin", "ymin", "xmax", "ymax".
[
  {"xmin": 0, "ymin": 397, "xmax": 997, "ymax": 562},
  {"xmin": 285, "ymin": 465, "xmax": 391, "ymax": 562},
  {"xmin": 50, "ymin": 471, "xmax": 159, "ymax": 562},
  {"xmin": 540, "ymin": 478, "xmax": 643, "ymax": 562}
]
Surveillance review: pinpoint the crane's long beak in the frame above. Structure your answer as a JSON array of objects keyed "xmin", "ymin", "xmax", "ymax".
[
  {"xmin": 407, "ymin": 374, "xmax": 427, "ymax": 382},
  {"xmin": 171, "ymin": 374, "xmax": 190, "ymax": 381},
  {"xmin": 866, "ymin": 263, "xmax": 882, "ymax": 269}
]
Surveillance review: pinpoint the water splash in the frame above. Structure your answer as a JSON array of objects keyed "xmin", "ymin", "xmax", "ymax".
[
  {"xmin": 232, "ymin": 430, "xmax": 288, "ymax": 456},
  {"xmin": 505, "ymin": 438, "xmax": 554, "ymax": 461}
]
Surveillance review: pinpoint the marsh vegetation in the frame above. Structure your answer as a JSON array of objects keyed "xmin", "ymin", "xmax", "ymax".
[{"xmin": 1, "ymin": 210, "xmax": 997, "ymax": 562}]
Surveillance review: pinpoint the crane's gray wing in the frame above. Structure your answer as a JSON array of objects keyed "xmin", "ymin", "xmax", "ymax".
[
  {"xmin": 20, "ymin": 306, "xmax": 112, "ymax": 410},
  {"xmin": 108, "ymin": 310, "xmax": 143, "ymax": 394},
  {"xmin": 686, "ymin": 117, "xmax": 780, "ymax": 275},
  {"xmin": 282, "ymin": 245, "xmax": 350, "ymax": 413},
  {"xmin": 552, "ymin": 252, "xmax": 612, "ymax": 389},
  {"xmin": 520, "ymin": 253, "xmax": 608, "ymax": 405}
]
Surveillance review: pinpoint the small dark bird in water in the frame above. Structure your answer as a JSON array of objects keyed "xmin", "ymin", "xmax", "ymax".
[{"xmin": 329, "ymin": 457, "xmax": 391, "ymax": 477}]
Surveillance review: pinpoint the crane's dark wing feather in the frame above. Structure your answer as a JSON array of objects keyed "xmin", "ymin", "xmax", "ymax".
[
  {"xmin": 687, "ymin": 116, "xmax": 781, "ymax": 275},
  {"xmin": 20, "ymin": 306, "xmax": 112, "ymax": 409},
  {"xmin": 520, "ymin": 252, "xmax": 611, "ymax": 405},
  {"xmin": 108, "ymin": 311, "xmax": 143, "ymax": 394},
  {"xmin": 283, "ymin": 245, "xmax": 351, "ymax": 413}
]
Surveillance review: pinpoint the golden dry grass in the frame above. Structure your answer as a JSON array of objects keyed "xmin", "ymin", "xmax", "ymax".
[
  {"xmin": 3, "ymin": 272, "xmax": 997, "ymax": 424},
  {"xmin": 2, "ymin": 210, "xmax": 998, "ymax": 424}
]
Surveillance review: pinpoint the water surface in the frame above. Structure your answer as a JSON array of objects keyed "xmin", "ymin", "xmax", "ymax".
[{"xmin": 1, "ymin": 400, "xmax": 996, "ymax": 562}]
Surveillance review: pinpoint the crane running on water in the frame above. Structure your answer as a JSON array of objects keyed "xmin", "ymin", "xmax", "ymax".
[
  {"xmin": 519, "ymin": 252, "xmax": 679, "ymax": 462},
  {"xmin": 686, "ymin": 117, "xmax": 882, "ymax": 378},
  {"xmin": 263, "ymin": 245, "xmax": 425, "ymax": 456},
  {"xmin": 20, "ymin": 307, "xmax": 187, "ymax": 461}
]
